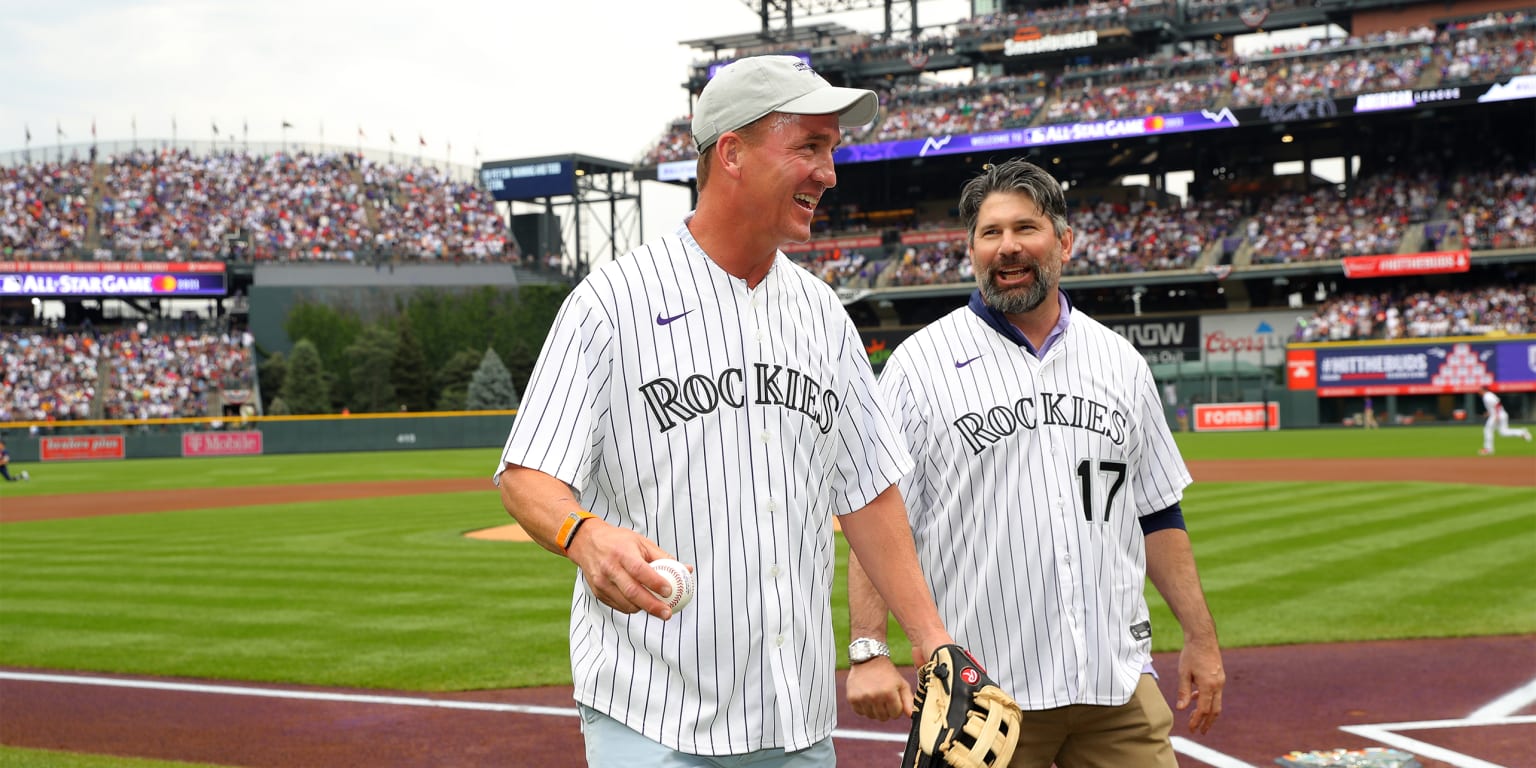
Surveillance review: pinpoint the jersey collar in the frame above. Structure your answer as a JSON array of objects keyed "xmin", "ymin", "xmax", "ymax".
[
  {"xmin": 967, "ymin": 289, "xmax": 1074, "ymax": 358},
  {"xmin": 678, "ymin": 213, "xmax": 780, "ymax": 288}
]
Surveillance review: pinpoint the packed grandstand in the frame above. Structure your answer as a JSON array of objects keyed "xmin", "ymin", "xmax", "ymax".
[{"xmin": 2, "ymin": 0, "xmax": 1533, "ymax": 423}]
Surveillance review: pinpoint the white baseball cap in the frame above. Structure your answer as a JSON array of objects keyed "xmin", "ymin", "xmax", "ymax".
[{"xmin": 691, "ymin": 55, "xmax": 879, "ymax": 153}]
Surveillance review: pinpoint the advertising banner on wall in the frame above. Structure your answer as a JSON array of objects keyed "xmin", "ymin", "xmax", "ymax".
[
  {"xmin": 0, "ymin": 261, "xmax": 227, "ymax": 297},
  {"xmin": 1286, "ymin": 337, "xmax": 1536, "ymax": 396},
  {"xmin": 1193, "ymin": 402, "xmax": 1279, "ymax": 431},
  {"xmin": 182, "ymin": 431, "xmax": 264, "ymax": 457},
  {"xmin": 1199, "ymin": 310, "xmax": 1310, "ymax": 368},
  {"xmin": 1108, "ymin": 315, "xmax": 1200, "ymax": 365},
  {"xmin": 40, "ymin": 435, "xmax": 125, "ymax": 461}
]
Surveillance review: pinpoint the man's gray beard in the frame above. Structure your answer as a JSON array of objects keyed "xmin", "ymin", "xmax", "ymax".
[{"xmin": 980, "ymin": 272, "xmax": 1051, "ymax": 314}]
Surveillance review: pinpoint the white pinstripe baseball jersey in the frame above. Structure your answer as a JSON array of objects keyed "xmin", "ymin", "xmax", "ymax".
[
  {"xmin": 496, "ymin": 219, "xmax": 912, "ymax": 755},
  {"xmin": 878, "ymin": 291, "xmax": 1192, "ymax": 710}
]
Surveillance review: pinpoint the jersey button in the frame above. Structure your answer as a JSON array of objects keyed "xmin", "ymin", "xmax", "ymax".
[
  {"xmin": 768, "ymin": 564, "xmax": 780, "ymax": 577},
  {"xmin": 774, "ymin": 635, "xmax": 785, "ymax": 647},
  {"xmin": 759, "ymin": 430, "xmax": 771, "ymax": 443}
]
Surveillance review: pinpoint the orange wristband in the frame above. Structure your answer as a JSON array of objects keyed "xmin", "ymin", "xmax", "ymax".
[{"xmin": 556, "ymin": 510, "xmax": 596, "ymax": 554}]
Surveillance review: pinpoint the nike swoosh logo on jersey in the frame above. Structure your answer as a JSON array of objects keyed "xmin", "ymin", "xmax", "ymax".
[
  {"xmin": 656, "ymin": 309, "xmax": 693, "ymax": 326},
  {"xmin": 955, "ymin": 354, "xmax": 985, "ymax": 368}
]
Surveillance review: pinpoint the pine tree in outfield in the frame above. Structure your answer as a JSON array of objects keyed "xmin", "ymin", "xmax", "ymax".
[
  {"xmin": 391, "ymin": 324, "xmax": 433, "ymax": 412},
  {"xmin": 258, "ymin": 351, "xmax": 288, "ymax": 414},
  {"xmin": 434, "ymin": 348, "xmax": 483, "ymax": 411},
  {"xmin": 345, "ymin": 326, "xmax": 397, "ymax": 413},
  {"xmin": 282, "ymin": 339, "xmax": 333, "ymax": 414},
  {"xmin": 467, "ymin": 347, "xmax": 520, "ymax": 410}
]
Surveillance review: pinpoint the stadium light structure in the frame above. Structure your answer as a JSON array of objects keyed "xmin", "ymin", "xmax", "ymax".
[{"xmin": 736, "ymin": 0, "xmax": 925, "ymax": 42}]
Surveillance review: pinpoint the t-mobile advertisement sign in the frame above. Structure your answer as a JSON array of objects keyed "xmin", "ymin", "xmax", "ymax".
[
  {"xmin": 182, "ymin": 431, "xmax": 264, "ymax": 457},
  {"xmin": 40, "ymin": 435, "xmax": 125, "ymax": 461}
]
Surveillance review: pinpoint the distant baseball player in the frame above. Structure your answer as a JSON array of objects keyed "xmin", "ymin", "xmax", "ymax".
[
  {"xmin": 0, "ymin": 439, "xmax": 27, "ymax": 482},
  {"xmin": 846, "ymin": 159, "xmax": 1225, "ymax": 767},
  {"xmin": 1478, "ymin": 384, "xmax": 1532, "ymax": 455},
  {"xmin": 493, "ymin": 55, "xmax": 955, "ymax": 766}
]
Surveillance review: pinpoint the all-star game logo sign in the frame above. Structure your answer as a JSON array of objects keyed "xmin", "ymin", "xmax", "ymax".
[{"xmin": 1240, "ymin": 1, "xmax": 1270, "ymax": 29}]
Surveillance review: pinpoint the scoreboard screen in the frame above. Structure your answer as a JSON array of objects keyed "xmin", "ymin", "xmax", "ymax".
[{"xmin": 480, "ymin": 159, "xmax": 574, "ymax": 202}]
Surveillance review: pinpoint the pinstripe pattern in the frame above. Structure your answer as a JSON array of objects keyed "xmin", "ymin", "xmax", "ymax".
[
  {"xmin": 879, "ymin": 294, "xmax": 1191, "ymax": 710},
  {"xmin": 497, "ymin": 220, "xmax": 912, "ymax": 755}
]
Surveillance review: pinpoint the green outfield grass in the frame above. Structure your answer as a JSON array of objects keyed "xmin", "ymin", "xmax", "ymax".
[
  {"xmin": 0, "ymin": 447, "xmax": 495, "ymax": 497},
  {"xmin": 2, "ymin": 431, "xmax": 1533, "ymax": 697},
  {"xmin": 1171, "ymin": 423, "xmax": 1536, "ymax": 460},
  {"xmin": 0, "ymin": 747, "xmax": 223, "ymax": 768}
]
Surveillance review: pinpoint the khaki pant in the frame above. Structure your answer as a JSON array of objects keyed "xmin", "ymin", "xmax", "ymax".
[{"xmin": 1008, "ymin": 674, "xmax": 1178, "ymax": 768}]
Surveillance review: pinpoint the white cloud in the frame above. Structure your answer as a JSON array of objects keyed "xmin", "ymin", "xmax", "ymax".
[{"xmin": 3, "ymin": 0, "xmax": 969, "ymax": 235}]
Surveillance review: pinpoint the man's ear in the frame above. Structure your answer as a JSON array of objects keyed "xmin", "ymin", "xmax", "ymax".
[{"xmin": 715, "ymin": 132, "xmax": 746, "ymax": 177}]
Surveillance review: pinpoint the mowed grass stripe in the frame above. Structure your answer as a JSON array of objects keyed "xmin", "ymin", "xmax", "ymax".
[
  {"xmin": 5, "ymin": 472, "xmax": 1533, "ymax": 689},
  {"xmin": 1165, "ymin": 486, "xmax": 1535, "ymax": 646},
  {"xmin": 1, "ymin": 494, "xmax": 573, "ymax": 689},
  {"xmin": 1144, "ymin": 482, "xmax": 1535, "ymax": 647},
  {"xmin": 1189, "ymin": 484, "xmax": 1526, "ymax": 562}
]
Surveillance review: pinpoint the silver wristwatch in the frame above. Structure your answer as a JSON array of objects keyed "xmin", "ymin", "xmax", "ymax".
[{"xmin": 848, "ymin": 637, "xmax": 891, "ymax": 664}]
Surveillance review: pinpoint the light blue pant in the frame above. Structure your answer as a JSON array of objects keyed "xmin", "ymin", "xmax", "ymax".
[{"xmin": 578, "ymin": 704, "xmax": 837, "ymax": 767}]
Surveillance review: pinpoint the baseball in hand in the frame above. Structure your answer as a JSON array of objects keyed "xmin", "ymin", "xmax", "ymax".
[{"xmin": 649, "ymin": 558, "xmax": 695, "ymax": 614}]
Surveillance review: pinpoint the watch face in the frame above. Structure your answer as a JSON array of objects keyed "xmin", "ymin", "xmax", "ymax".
[{"xmin": 850, "ymin": 639, "xmax": 887, "ymax": 663}]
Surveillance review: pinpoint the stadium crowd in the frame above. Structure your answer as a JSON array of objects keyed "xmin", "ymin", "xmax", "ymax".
[
  {"xmin": 1294, "ymin": 285, "xmax": 1536, "ymax": 341},
  {"xmin": 0, "ymin": 327, "xmax": 254, "ymax": 422},
  {"xmin": 0, "ymin": 331, "xmax": 99, "ymax": 422},
  {"xmin": 7, "ymin": 149, "xmax": 510, "ymax": 264},
  {"xmin": 1, "ymin": 13, "xmax": 1530, "ymax": 280},
  {"xmin": 647, "ymin": 12, "xmax": 1532, "ymax": 162},
  {"xmin": 785, "ymin": 158, "xmax": 1534, "ymax": 290},
  {"xmin": 1, "ymin": 160, "xmax": 93, "ymax": 257}
]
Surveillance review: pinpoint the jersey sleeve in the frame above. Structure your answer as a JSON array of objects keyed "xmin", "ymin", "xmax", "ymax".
[
  {"xmin": 493, "ymin": 286, "xmax": 613, "ymax": 492},
  {"xmin": 876, "ymin": 345, "xmax": 931, "ymax": 523},
  {"xmin": 1131, "ymin": 361, "xmax": 1192, "ymax": 516},
  {"xmin": 829, "ymin": 316, "xmax": 914, "ymax": 515}
]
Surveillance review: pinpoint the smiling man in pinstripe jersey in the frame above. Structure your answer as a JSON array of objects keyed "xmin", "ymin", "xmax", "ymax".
[
  {"xmin": 846, "ymin": 159, "xmax": 1226, "ymax": 767},
  {"xmin": 493, "ymin": 55, "xmax": 954, "ymax": 767}
]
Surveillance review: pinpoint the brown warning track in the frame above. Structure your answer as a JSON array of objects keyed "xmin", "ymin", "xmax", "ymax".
[{"xmin": 2, "ymin": 457, "xmax": 1534, "ymax": 767}]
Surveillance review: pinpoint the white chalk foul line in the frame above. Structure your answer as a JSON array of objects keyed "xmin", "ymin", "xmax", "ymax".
[
  {"xmin": 1469, "ymin": 676, "xmax": 1536, "ymax": 721},
  {"xmin": 1339, "ymin": 724, "xmax": 1514, "ymax": 768},
  {"xmin": 1328, "ymin": 675, "xmax": 1536, "ymax": 768},
  {"xmin": 1172, "ymin": 736, "xmax": 1260, "ymax": 768},
  {"xmin": 0, "ymin": 671, "xmax": 913, "ymax": 742},
  {"xmin": 0, "ymin": 671, "xmax": 577, "ymax": 718}
]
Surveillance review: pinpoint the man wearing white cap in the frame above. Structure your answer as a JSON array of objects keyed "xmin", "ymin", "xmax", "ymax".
[{"xmin": 494, "ymin": 55, "xmax": 954, "ymax": 765}]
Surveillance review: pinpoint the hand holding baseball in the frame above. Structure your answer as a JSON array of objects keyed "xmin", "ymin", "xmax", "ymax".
[
  {"xmin": 565, "ymin": 521, "xmax": 686, "ymax": 620},
  {"xmin": 648, "ymin": 558, "xmax": 695, "ymax": 616}
]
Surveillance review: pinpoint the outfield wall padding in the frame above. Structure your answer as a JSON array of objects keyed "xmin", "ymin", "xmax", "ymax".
[{"xmin": 4, "ymin": 415, "xmax": 514, "ymax": 462}]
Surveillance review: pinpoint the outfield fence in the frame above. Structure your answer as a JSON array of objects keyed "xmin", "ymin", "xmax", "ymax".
[{"xmin": 0, "ymin": 411, "xmax": 516, "ymax": 463}]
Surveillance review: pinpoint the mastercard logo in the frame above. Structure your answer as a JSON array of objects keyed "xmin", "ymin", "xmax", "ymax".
[
  {"xmin": 1144, "ymin": 116, "xmax": 1165, "ymax": 131},
  {"xmin": 152, "ymin": 275, "xmax": 179, "ymax": 292}
]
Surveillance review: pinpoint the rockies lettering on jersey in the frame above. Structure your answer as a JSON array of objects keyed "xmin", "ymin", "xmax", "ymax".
[
  {"xmin": 495, "ymin": 219, "xmax": 911, "ymax": 755},
  {"xmin": 637, "ymin": 364, "xmax": 841, "ymax": 434},
  {"xmin": 880, "ymin": 294, "xmax": 1191, "ymax": 712},
  {"xmin": 953, "ymin": 392, "xmax": 1128, "ymax": 454}
]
